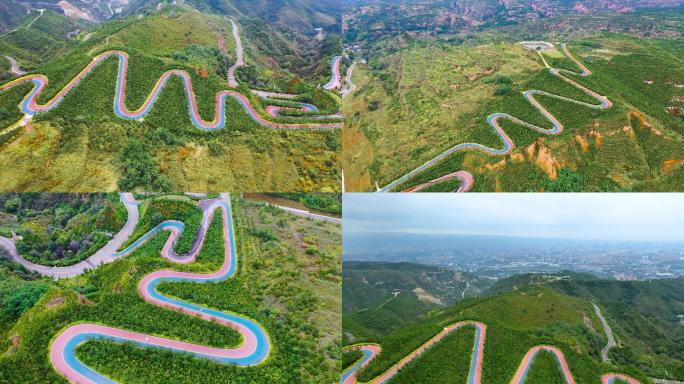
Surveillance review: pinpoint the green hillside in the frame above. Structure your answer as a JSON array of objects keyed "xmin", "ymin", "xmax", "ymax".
[
  {"xmin": 343, "ymin": 9, "xmax": 684, "ymax": 192},
  {"xmin": 0, "ymin": 193, "xmax": 126, "ymax": 266},
  {"xmin": 486, "ymin": 272, "xmax": 684, "ymax": 379},
  {"xmin": 344, "ymin": 265, "xmax": 682, "ymax": 383},
  {"xmin": 0, "ymin": 5, "xmax": 341, "ymax": 192},
  {"xmin": 343, "ymin": 262, "xmax": 492, "ymax": 342},
  {"xmin": 0, "ymin": 194, "xmax": 342, "ymax": 383},
  {"xmin": 0, "ymin": 10, "xmax": 89, "ymax": 71}
]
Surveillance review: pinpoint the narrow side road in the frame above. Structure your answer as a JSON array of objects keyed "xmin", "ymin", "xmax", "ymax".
[
  {"xmin": 0, "ymin": 193, "xmax": 139, "ymax": 279},
  {"xmin": 593, "ymin": 302, "xmax": 617, "ymax": 363},
  {"xmin": 3, "ymin": 55, "xmax": 26, "ymax": 76}
]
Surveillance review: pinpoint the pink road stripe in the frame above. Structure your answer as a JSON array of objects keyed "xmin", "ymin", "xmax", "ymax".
[
  {"xmin": 511, "ymin": 345, "xmax": 575, "ymax": 384},
  {"xmin": 403, "ymin": 171, "xmax": 474, "ymax": 192},
  {"xmin": 2, "ymin": 51, "xmax": 341, "ymax": 130},
  {"xmin": 344, "ymin": 322, "xmax": 486, "ymax": 384},
  {"xmin": 343, "ymin": 322, "xmax": 641, "ymax": 384},
  {"xmin": 49, "ymin": 197, "xmax": 268, "ymax": 383}
]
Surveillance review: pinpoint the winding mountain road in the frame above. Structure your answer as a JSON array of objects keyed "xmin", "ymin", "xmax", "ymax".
[
  {"xmin": 2, "ymin": 18, "xmax": 344, "ymax": 137},
  {"xmin": 3, "ymin": 55, "xmax": 26, "ymax": 76},
  {"xmin": 0, "ymin": 50, "xmax": 341, "ymax": 132},
  {"xmin": 0, "ymin": 9, "xmax": 43, "ymax": 41},
  {"xmin": 222, "ymin": 21, "xmax": 341, "ymax": 121},
  {"xmin": 324, "ymin": 55, "xmax": 342, "ymax": 90},
  {"xmin": 342, "ymin": 320, "xmax": 640, "ymax": 384},
  {"xmin": 380, "ymin": 43, "xmax": 612, "ymax": 192},
  {"xmin": 26, "ymin": 9, "xmax": 45, "ymax": 29},
  {"xmin": 264, "ymin": 203, "xmax": 341, "ymax": 224},
  {"xmin": 48, "ymin": 193, "xmax": 271, "ymax": 383},
  {"xmin": 1, "ymin": 192, "xmax": 344, "ymax": 383}
]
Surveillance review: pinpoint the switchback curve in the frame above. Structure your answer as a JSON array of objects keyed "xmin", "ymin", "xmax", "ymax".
[
  {"xmin": 341, "ymin": 60, "xmax": 359, "ymax": 98},
  {"xmin": 379, "ymin": 43, "xmax": 612, "ymax": 193},
  {"xmin": 49, "ymin": 194, "xmax": 271, "ymax": 383},
  {"xmin": 324, "ymin": 55, "xmax": 343, "ymax": 90},
  {"xmin": 0, "ymin": 50, "xmax": 342, "ymax": 136},
  {"xmin": 342, "ymin": 321, "xmax": 639, "ymax": 384}
]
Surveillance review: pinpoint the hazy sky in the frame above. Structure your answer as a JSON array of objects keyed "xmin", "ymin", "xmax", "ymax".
[{"xmin": 344, "ymin": 193, "xmax": 684, "ymax": 242}]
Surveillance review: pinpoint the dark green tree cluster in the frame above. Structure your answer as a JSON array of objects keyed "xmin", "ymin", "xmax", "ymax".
[
  {"xmin": 117, "ymin": 139, "xmax": 171, "ymax": 191},
  {"xmin": 0, "ymin": 193, "xmax": 125, "ymax": 266}
]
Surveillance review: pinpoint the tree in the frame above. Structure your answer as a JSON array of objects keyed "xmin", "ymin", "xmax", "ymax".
[
  {"xmin": 4, "ymin": 197, "xmax": 20, "ymax": 213},
  {"xmin": 117, "ymin": 139, "xmax": 170, "ymax": 191}
]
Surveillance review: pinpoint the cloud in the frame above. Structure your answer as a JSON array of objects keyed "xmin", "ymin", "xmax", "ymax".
[{"xmin": 343, "ymin": 193, "xmax": 684, "ymax": 242}]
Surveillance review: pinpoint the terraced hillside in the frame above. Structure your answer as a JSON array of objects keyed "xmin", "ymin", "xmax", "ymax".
[
  {"xmin": 343, "ymin": 267, "xmax": 683, "ymax": 383},
  {"xmin": 0, "ymin": 193, "xmax": 342, "ymax": 383},
  {"xmin": 342, "ymin": 9, "xmax": 684, "ymax": 192},
  {"xmin": 0, "ymin": 4, "xmax": 342, "ymax": 192}
]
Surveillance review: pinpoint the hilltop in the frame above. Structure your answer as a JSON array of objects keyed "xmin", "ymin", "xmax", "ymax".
[{"xmin": 343, "ymin": 264, "xmax": 684, "ymax": 382}]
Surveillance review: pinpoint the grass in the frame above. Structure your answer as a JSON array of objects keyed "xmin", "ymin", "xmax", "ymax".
[
  {"xmin": 0, "ymin": 194, "xmax": 341, "ymax": 383},
  {"xmin": 0, "ymin": 8, "xmax": 341, "ymax": 192},
  {"xmin": 344, "ymin": 285, "xmax": 648, "ymax": 383},
  {"xmin": 0, "ymin": 193, "xmax": 126, "ymax": 267},
  {"xmin": 0, "ymin": 10, "xmax": 85, "ymax": 68},
  {"xmin": 343, "ymin": 34, "xmax": 684, "ymax": 192}
]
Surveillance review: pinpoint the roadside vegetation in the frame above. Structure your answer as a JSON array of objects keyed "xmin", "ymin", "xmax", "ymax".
[
  {"xmin": 265, "ymin": 193, "xmax": 342, "ymax": 216},
  {"xmin": 343, "ymin": 23, "xmax": 684, "ymax": 191},
  {"xmin": 0, "ymin": 5, "xmax": 341, "ymax": 192},
  {"xmin": 0, "ymin": 193, "xmax": 126, "ymax": 266},
  {"xmin": 0, "ymin": 194, "xmax": 341, "ymax": 383},
  {"xmin": 344, "ymin": 265, "xmax": 683, "ymax": 383}
]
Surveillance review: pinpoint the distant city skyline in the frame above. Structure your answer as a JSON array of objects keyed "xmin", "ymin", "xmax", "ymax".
[{"xmin": 344, "ymin": 193, "xmax": 684, "ymax": 242}]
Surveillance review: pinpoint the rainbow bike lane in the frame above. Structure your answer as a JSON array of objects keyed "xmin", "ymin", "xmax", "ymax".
[
  {"xmin": 49, "ymin": 194, "xmax": 271, "ymax": 384},
  {"xmin": 342, "ymin": 320, "xmax": 640, "ymax": 384},
  {"xmin": 0, "ymin": 51, "xmax": 342, "ymax": 133}
]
